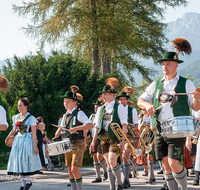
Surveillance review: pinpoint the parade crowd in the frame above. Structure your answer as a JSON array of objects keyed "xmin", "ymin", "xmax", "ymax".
[{"xmin": 1, "ymin": 38, "xmax": 200, "ymax": 190}]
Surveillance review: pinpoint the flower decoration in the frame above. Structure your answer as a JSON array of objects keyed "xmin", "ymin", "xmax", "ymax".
[{"xmin": 16, "ymin": 121, "xmax": 27, "ymax": 133}]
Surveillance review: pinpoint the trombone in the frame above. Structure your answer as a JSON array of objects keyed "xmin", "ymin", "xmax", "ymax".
[
  {"xmin": 140, "ymin": 125, "xmax": 155, "ymax": 154},
  {"xmin": 127, "ymin": 123, "xmax": 148, "ymax": 154},
  {"xmin": 110, "ymin": 123, "xmax": 139, "ymax": 178}
]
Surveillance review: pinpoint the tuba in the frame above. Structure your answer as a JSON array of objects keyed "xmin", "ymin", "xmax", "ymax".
[
  {"xmin": 110, "ymin": 123, "xmax": 139, "ymax": 178},
  {"xmin": 127, "ymin": 124, "xmax": 148, "ymax": 155},
  {"xmin": 140, "ymin": 126, "xmax": 155, "ymax": 154}
]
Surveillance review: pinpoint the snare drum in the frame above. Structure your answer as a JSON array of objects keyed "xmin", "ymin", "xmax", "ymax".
[
  {"xmin": 47, "ymin": 139, "xmax": 73, "ymax": 156},
  {"xmin": 160, "ymin": 116, "xmax": 199, "ymax": 138}
]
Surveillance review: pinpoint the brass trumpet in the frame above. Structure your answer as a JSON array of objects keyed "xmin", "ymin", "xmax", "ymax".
[
  {"xmin": 127, "ymin": 124, "xmax": 148, "ymax": 155},
  {"xmin": 110, "ymin": 123, "xmax": 139, "ymax": 178},
  {"xmin": 140, "ymin": 126, "xmax": 155, "ymax": 154}
]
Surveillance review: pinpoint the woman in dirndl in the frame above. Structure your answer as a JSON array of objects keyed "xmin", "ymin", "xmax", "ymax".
[{"xmin": 6, "ymin": 97, "xmax": 42, "ymax": 190}]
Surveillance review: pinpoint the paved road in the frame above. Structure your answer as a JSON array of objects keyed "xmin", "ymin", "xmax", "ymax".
[{"xmin": 0, "ymin": 168, "xmax": 199, "ymax": 190}]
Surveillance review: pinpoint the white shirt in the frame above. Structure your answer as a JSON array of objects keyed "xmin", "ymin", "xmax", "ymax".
[
  {"xmin": 139, "ymin": 74, "xmax": 195, "ymax": 122},
  {"xmin": 138, "ymin": 116, "xmax": 152, "ymax": 130},
  {"xmin": 95, "ymin": 100, "xmax": 128, "ymax": 131},
  {"xmin": 60, "ymin": 107, "xmax": 92, "ymax": 127},
  {"xmin": 125, "ymin": 105, "xmax": 139, "ymax": 125},
  {"xmin": 0, "ymin": 105, "xmax": 8, "ymax": 126},
  {"xmin": 89, "ymin": 113, "xmax": 96, "ymax": 137}
]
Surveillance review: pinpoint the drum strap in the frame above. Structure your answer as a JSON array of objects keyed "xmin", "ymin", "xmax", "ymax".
[{"xmin": 63, "ymin": 109, "xmax": 79, "ymax": 128}]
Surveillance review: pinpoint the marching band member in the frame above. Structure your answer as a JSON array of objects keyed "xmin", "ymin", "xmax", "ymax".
[
  {"xmin": 90, "ymin": 78, "xmax": 128, "ymax": 190},
  {"xmin": 137, "ymin": 38, "xmax": 200, "ymax": 190},
  {"xmin": 54, "ymin": 86, "xmax": 93, "ymax": 190},
  {"xmin": 116, "ymin": 86, "xmax": 139, "ymax": 189},
  {"xmin": 139, "ymin": 109, "xmax": 156, "ymax": 184},
  {"xmin": 0, "ymin": 76, "xmax": 9, "ymax": 131},
  {"xmin": 89, "ymin": 96, "xmax": 108, "ymax": 183}
]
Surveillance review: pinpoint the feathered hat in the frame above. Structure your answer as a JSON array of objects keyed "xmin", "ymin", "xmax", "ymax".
[
  {"xmin": 157, "ymin": 38, "xmax": 192, "ymax": 64},
  {"xmin": 99, "ymin": 77, "xmax": 120, "ymax": 93},
  {"xmin": 116, "ymin": 86, "xmax": 134, "ymax": 100},
  {"xmin": 0, "ymin": 76, "xmax": 9, "ymax": 90},
  {"xmin": 60, "ymin": 85, "xmax": 79, "ymax": 100},
  {"xmin": 93, "ymin": 95, "xmax": 104, "ymax": 106}
]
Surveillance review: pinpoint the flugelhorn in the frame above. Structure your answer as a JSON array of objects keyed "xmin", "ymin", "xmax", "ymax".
[
  {"xmin": 110, "ymin": 123, "xmax": 139, "ymax": 178},
  {"xmin": 127, "ymin": 124, "xmax": 148, "ymax": 155},
  {"xmin": 140, "ymin": 126, "xmax": 155, "ymax": 154}
]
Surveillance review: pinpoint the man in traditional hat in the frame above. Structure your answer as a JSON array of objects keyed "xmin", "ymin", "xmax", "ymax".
[
  {"xmin": 137, "ymin": 38, "xmax": 200, "ymax": 190},
  {"xmin": 90, "ymin": 78, "xmax": 128, "ymax": 190},
  {"xmin": 54, "ymin": 85, "xmax": 93, "ymax": 190},
  {"xmin": 115, "ymin": 86, "xmax": 139, "ymax": 188},
  {"xmin": 88, "ymin": 96, "xmax": 108, "ymax": 183},
  {"xmin": 0, "ymin": 76, "xmax": 9, "ymax": 131}
]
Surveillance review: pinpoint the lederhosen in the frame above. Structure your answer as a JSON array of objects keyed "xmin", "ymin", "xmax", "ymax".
[
  {"xmin": 152, "ymin": 76, "xmax": 189, "ymax": 162},
  {"xmin": 61, "ymin": 109, "xmax": 85, "ymax": 167},
  {"xmin": 98, "ymin": 102, "xmax": 122, "ymax": 154}
]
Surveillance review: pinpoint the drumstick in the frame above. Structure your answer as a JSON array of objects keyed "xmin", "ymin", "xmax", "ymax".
[
  {"xmin": 156, "ymin": 102, "xmax": 169, "ymax": 110},
  {"xmin": 51, "ymin": 124, "xmax": 79, "ymax": 134},
  {"xmin": 176, "ymin": 93, "xmax": 193, "ymax": 95}
]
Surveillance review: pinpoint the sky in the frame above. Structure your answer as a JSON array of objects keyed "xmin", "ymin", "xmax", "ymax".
[{"xmin": 0, "ymin": 0, "xmax": 200, "ymax": 61}]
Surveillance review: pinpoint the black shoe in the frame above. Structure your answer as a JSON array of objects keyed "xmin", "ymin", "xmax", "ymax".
[
  {"xmin": 190, "ymin": 170, "xmax": 195, "ymax": 175},
  {"xmin": 92, "ymin": 178, "xmax": 102, "ymax": 183},
  {"xmin": 24, "ymin": 182, "xmax": 32, "ymax": 190},
  {"xmin": 117, "ymin": 184, "xmax": 123, "ymax": 190},
  {"xmin": 160, "ymin": 182, "xmax": 169, "ymax": 190},
  {"xmin": 129, "ymin": 173, "xmax": 132, "ymax": 178},
  {"xmin": 123, "ymin": 180, "xmax": 130, "ymax": 189},
  {"xmin": 67, "ymin": 183, "xmax": 71, "ymax": 186},
  {"xmin": 157, "ymin": 170, "xmax": 163, "ymax": 174},
  {"xmin": 103, "ymin": 172, "xmax": 108, "ymax": 181},
  {"xmin": 193, "ymin": 179, "xmax": 199, "ymax": 186},
  {"xmin": 38, "ymin": 171, "xmax": 43, "ymax": 174},
  {"xmin": 142, "ymin": 171, "xmax": 148, "ymax": 176},
  {"xmin": 19, "ymin": 187, "xmax": 24, "ymax": 190},
  {"xmin": 146, "ymin": 178, "xmax": 155, "ymax": 184}
]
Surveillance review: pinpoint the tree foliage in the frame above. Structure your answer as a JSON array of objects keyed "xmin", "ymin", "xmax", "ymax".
[
  {"xmin": 1, "ymin": 52, "xmax": 124, "ymax": 138},
  {"xmin": 13, "ymin": 0, "xmax": 187, "ymax": 82}
]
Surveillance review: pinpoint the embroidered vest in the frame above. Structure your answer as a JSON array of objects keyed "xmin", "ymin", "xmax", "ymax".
[
  {"xmin": 62, "ymin": 110, "xmax": 84, "ymax": 139},
  {"xmin": 99, "ymin": 102, "xmax": 122, "ymax": 141},
  {"xmin": 152, "ymin": 76, "xmax": 190, "ymax": 128}
]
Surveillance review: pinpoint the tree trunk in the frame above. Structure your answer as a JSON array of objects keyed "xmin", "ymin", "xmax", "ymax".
[{"xmin": 90, "ymin": 0, "xmax": 99, "ymax": 73}]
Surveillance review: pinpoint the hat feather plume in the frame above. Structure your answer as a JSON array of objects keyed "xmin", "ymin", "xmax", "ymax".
[
  {"xmin": 70, "ymin": 85, "xmax": 79, "ymax": 93},
  {"xmin": 0, "ymin": 76, "xmax": 9, "ymax": 90},
  {"xmin": 122, "ymin": 86, "xmax": 134, "ymax": 96},
  {"xmin": 172, "ymin": 38, "xmax": 192, "ymax": 55},
  {"xmin": 106, "ymin": 78, "xmax": 120, "ymax": 91},
  {"xmin": 127, "ymin": 100, "xmax": 134, "ymax": 107},
  {"xmin": 98, "ymin": 95, "xmax": 103, "ymax": 102},
  {"xmin": 76, "ymin": 93, "xmax": 83, "ymax": 101}
]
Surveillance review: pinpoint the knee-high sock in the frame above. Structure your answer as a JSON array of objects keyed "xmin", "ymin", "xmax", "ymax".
[
  {"xmin": 148, "ymin": 160, "xmax": 155, "ymax": 180},
  {"xmin": 76, "ymin": 177, "xmax": 83, "ymax": 190},
  {"xmin": 25, "ymin": 176, "xmax": 31, "ymax": 184},
  {"xmin": 159, "ymin": 161, "xmax": 164, "ymax": 171},
  {"xmin": 112, "ymin": 163, "xmax": 122, "ymax": 186},
  {"xmin": 21, "ymin": 176, "xmax": 26, "ymax": 187},
  {"xmin": 70, "ymin": 179, "xmax": 77, "ymax": 190},
  {"xmin": 172, "ymin": 167, "xmax": 187, "ymax": 190},
  {"xmin": 94, "ymin": 161, "xmax": 101, "ymax": 179},
  {"xmin": 123, "ymin": 162, "xmax": 130, "ymax": 182},
  {"xmin": 100, "ymin": 158, "xmax": 107, "ymax": 173},
  {"xmin": 108, "ymin": 167, "xmax": 116, "ymax": 190},
  {"xmin": 165, "ymin": 173, "xmax": 178, "ymax": 190},
  {"xmin": 195, "ymin": 170, "xmax": 200, "ymax": 181},
  {"xmin": 132, "ymin": 159, "xmax": 137, "ymax": 173}
]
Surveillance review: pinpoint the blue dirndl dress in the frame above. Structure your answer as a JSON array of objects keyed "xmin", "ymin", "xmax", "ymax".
[{"xmin": 7, "ymin": 113, "xmax": 42, "ymax": 175}]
